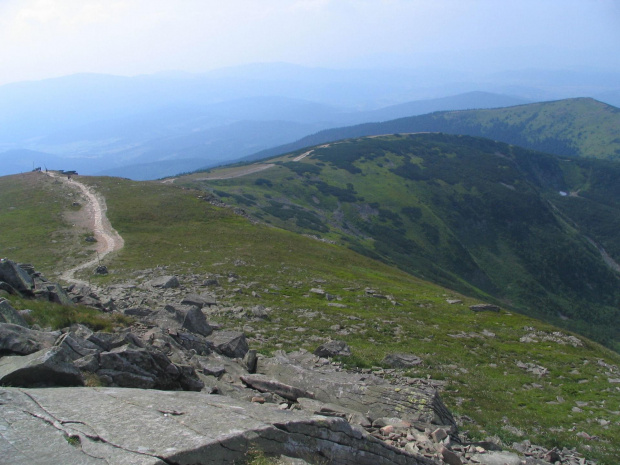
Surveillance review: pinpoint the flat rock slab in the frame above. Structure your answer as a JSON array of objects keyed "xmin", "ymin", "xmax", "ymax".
[
  {"xmin": 259, "ymin": 351, "xmax": 455, "ymax": 429},
  {"xmin": 0, "ymin": 387, "xmax": 435, "ymax": 465}
]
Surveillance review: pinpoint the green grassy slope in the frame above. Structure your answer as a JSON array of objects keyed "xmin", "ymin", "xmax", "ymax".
[
  {"xmin": 181, "ymin": 134, "xmax": 620, "ymax": 351},
  {"xmin": 0, "ymin": 172, "xmax": 96, "ymax": 274},
  {"xmin": 1, "ymin": 172, "xmax": 620, "ymax": 463},
  {"xmin": 249, "ymin": 98, "xmax": 620, "ymax": 162}
]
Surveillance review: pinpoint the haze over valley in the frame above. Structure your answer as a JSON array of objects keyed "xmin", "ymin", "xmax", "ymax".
[{"xmin": 0, "ymin": 0, "xmax": 618, "ymax": 179}]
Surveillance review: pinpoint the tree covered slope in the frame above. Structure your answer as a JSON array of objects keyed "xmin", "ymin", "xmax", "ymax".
[{"xmin": 183, "ymin": 133, "xmax": 620, "ymax": 351}]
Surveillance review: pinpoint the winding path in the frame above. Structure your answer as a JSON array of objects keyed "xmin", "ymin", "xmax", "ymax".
[{"xmin": 48, "ymin": 172, "xmax": 124, "ymax": 285}]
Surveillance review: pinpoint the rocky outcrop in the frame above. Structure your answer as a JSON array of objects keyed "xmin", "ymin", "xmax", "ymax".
[
  {"xmin": 0, "ymin": 387, "xmax": 433, "ymax": 465},
  {"xmin": 147, "ymin": 275, "xmax": 179, "ymax": 289},
  {"xmin": 0, "ymin": 346, "xmax": 84, "ymax": 387},
  {"xmin": 0, "ymin": 259, "xmax": 35, "ymax": 295},
  {"xmin": 0, "ymin": 323, "xmax": 58, "ymax": 355},
  {"xmin": 0, "ymin": 298, "xmax": 27, "ymax": 326},
  {"xmin": 0, "ymin": 259, "xmax": 83, "ymax": 307},
  {"xmin": 258, "ymin": 351, "xmax": 456, "ymax": 433},
  {"xmin": 207, "ymin": 330, "xmax": 249, "ymax": 358}
]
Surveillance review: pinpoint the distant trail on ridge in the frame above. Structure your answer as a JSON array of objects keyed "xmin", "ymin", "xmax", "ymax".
[{"xmin": 47, "ymin": 172, "xmax": 124, "ymax": 286}]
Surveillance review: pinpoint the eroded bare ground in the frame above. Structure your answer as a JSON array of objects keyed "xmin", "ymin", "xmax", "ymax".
[{"xmin": 47, "ymin": 172, "xmax": 124, "ymax": 285}]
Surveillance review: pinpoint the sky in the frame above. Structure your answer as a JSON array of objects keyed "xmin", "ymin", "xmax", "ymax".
[{"xmin": 0, "ymin": 0, "xmax": 618, "ymax": 86}]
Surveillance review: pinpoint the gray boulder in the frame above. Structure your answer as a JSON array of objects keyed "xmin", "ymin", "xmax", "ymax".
[
  {"xmin": 0, "ymin": 259, "xmax": 34, "ymax": 295},
  {"xmin": 0, "ymin": 346, "xmax": 84, "ymax": 387},
  {"xmin": 169, "ymin": 330, "xmax": 214, "ymax": 356},
  {"xmin": 181, "ymin": 293, "xmax": 217, "ymax": 308},
  {"xmin": 87, "ymin": 330, "xmax": 145, "ymax": 351},
  {"xmin": 55, "ymin": 332, "xmax": 102, "ymax": 361},
  {"xmin": 96, "ymin": 344, "xmax": 203, "ymax": 391},
  {"xmin": 383, "ymin": 353, "xmax": 423, "ymax": 368},
  {"xmin": 33, "ymin": 281, "xmax": 74, "ymax": 306},
  {"xmin": 182, "ymin": 306, "xmax": 213, "ymax": 336},
  {"xmin": 207, "ymin": 330, "xmax": 249, "ymax": 358},
  {"xmin": 469, "ymin": 304, "xmax": 500, "ymax": 312},
  {"xmin": 147, "ymin": 304, "xmax": 213, "ymax": 338},
  {"xmin": 148, "ymin": 275, "xmax": 179, "ymax": 288},
  {"xmin": 469, "ymin": 451, "xmax": 522, "ymax": 465},
  {"xmin": 0, "ymin": 281, "xmax": 20, "ymax": 295},
  {"xmin": 0, "ymin": 323, "xmax": 58, "ymax": 355},
  {"xmin": 123, "ymin": 307, "xmax": 153, "ymax": 317},
  {"xmin": 0, "ymin": 298, "xmax": 27, "ymax": 326},
  {"xmin": 0, "ymin": 387, "xmax": 433, "ymax": 465},
  {"xmin": 314, "ymin": 340, "xmax": 351, "ymax": 358}
]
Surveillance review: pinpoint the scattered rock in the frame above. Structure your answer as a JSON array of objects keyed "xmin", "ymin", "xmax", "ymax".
[
  {"xmin": 431, "ymin": 427, "xmax": 448, "ymax": 443},
  {"xmin": 516, "ymin": 361, "xmax": 548, "ymax": 377},
  {"xmin": 469, "ymin": 451, "xmax": 522, "ymax": 465},
  {"xmin": 469, "ymin": 304, "xmax": 500, "ymax": 312},
  {"xmin": 383, "ymin": 353, "xmax": 423, "ymax": 368},
  {"xmin": 0, "ymin": 299, "xmax": 27, "ymax": 326},
  {"xmin": 207, "ymin": 330, "xmax": 249, "ymax": 358},
  {"xmin": 0, "ymin": 346, "xmax": 84, "ymax": 387},
  {"xmin": 181, "ymin": 307, "xmax": 213, "ymax": 337},
  {"xmin": 181, "ymin": 293, "xmax": 217, "ymax": 308},
  {"xmin": 0, "ymin": 259, "xmax": 34, "ymax": 296},
  {"xmin": 0, "ymin": 323, "xmax": 58, "ymax": 355},
  {"xmin": 441, "ymin": 446, "xmax": 463, "ymax": 465},
  {"xmin": 148, "ymin": 275, "xmax": 180, "ymax": 288},
  {"xmin": 314, "ymin": 340, "xmax": 351, "ymax": 358},
  {"xmin": 95, "ymin": 265, "xmax": 108, "ymax": 275}
]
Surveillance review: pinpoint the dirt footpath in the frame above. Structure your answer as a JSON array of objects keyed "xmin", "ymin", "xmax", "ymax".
[{"xmin": 48, "ymin": 172, "xmax": 124, "ymax": 285}]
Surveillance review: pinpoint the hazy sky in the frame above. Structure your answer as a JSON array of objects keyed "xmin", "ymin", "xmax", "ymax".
[{"xmin": 0, "ymin": 0, "xmax": 618, "ymax": 85}]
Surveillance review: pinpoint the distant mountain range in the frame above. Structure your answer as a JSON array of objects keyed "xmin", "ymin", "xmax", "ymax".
[
  {"xmin": 249, "ymin": 98, "xmax": 620, "ymax": 163},
  {"xmin": 1, "ymin": 63, "xmax": 618, "ymax": 179}
]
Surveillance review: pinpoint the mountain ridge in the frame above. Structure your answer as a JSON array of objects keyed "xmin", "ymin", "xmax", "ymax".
[{"xmin": 245, "ymin": 97, "xmax": 620, "ymax": 163}]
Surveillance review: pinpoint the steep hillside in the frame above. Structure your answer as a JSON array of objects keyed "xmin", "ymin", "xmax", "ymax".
[
  {"xmin": 182, "ymin": 134, "xmax": 620, "ymax": 351},
  {"xmin": 248, "ymin": 98, "xmax": 620, "ymax": 162},
  {"xmin": 1, "ymin": 171, "xmax": 620, "ymax": 463}
]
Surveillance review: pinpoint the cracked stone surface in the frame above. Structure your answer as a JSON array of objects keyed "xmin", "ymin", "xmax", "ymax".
[
  {"xmin": 258, "ymin": 351, "xmax": 456, "ymax": 430},
  {"xmin": 0, "ymin": 387, "xmax": 435, "ymax": 465}
]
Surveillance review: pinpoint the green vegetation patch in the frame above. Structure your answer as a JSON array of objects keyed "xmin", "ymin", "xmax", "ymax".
[{"xmin": 11, "ymin": 296, "xmax": 133, "ymax": 331}]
